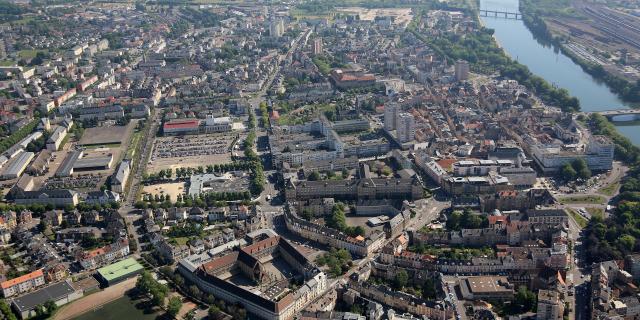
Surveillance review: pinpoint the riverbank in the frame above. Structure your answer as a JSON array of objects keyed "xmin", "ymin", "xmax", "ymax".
[
  {"xmin": 408, "ymin": 12, "xmax": 580, "ymax": 112},
  {"xmin": 518, "ymin": 1, "xmax": 640, "ymax": 107}
]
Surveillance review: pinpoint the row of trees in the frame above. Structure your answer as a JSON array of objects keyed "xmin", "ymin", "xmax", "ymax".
[
  {"xmin": 244, "ymin": 131, "xmax": 265, "ymax": 196},
  {"xmin": 144, "ymin": 161, "xmax": 256, "ymax": 183},
  {"xmin": 259, "ymin": 102, "xmax": 270, "ymax": 129},
  {"xmin": 0, "ymin": 119, "xmax": 38, "ymax": 155}
]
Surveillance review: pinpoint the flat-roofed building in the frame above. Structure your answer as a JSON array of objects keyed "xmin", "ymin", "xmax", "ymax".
[
  {"xmin": 459, "ymin": 276, "xmax": 515, "ymax": 301},
  {"xmin": 96, "ymin": 257, "xmax": 143, "ymax": 286},
  {"xmin": 537, "ymin": 289, "xmax": 564, "ymax": 320},
  {"xmin": 11, "ymin": 280, "xmax": 82, "ymax": 319}
]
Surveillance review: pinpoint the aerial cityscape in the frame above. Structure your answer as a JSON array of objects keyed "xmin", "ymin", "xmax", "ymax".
[{"xmin": 0, "ymin": 0, "xmax": 640, "ymax": 319}]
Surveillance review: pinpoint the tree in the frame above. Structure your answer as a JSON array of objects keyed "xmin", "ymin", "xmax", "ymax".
[
  {"xmin": 560, "ymin": 162, "xmax": 577, "ymax": 181},
  {"xmin": 573, "ymin": 158, "xmax": 591, "ymax": 180},
  {"xmin": 394, "ymin": 270, "xmax": 409, "ymax": 289},
  {"xmin": 308, "ymin": 171, "xmax": 321, "ymax": 181},
  {"xmin": 44, "ymin": 300, "xmax": 57, "ymax": 314},
  {"xmin": 208, "ymin": 305, "xmax": 222, "ymax": 319},
  {"xmin": 514, "ymin": 286, "xmax": 537, "ymax": 313},
  {"xmin": 167, "ymin": 296, "xmax": 182, "ymax": 317}
]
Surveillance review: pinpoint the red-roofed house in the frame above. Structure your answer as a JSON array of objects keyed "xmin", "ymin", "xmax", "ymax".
[{"xmin": 1, "ymin": 269, "xmax": 46, "ymax": 297}]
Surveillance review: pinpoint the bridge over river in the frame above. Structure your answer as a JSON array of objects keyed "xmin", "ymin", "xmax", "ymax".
[{"xmin": 581, "ymin": 109, "xmax": 640, "ymax": 121}]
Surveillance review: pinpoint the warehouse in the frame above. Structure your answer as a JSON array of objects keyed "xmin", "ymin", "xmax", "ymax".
[
  {"xmin": 96, "ymin": 258, "xmax": 144, "ymax": 287},
  {"xmin": 73, "ymin": 154, "xmax": 114, "ymax": 172},
  {"xmin": 11, "ymin": 280, "xmax": 82, "ymax": 319},
  {"xmin": 0, "ymin": 151, "xmax": 34, "ymax": 180},
  {"xmin": 55, "ymin": 150, "xmax": 82, "ymax": 177}
]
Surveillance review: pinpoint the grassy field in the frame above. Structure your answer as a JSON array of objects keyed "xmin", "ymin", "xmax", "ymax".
[
  {"xmin": 569, "ymin": 209, "xmax": 588, "ymax": 228},
  {"xmin": 597, "ymin": 182, "xmax": 619, "ymax": 197},
  {"xmin": 586, "ymin": 207, "xmax": 605, "ymax": 219},
  {"xmin": 126, "ymin": 130, "xmax": 142, "ymax": 159},
  {"xmin": 72, "ymin": 296, "xmax": 159, "ymax": 320},
  {"xmin": 558, "ymin": 195, "xmax": 606, "ymax": 205},
  {"xmin": 17, "ymin": 49, "xmax": 47, "ymax": 59},
  {"xmin": 0, "ymin": 60, "xmax": 15, "ymax": 66}
]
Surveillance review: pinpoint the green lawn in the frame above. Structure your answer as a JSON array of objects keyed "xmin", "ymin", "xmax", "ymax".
[
  {"xmin": 558, "ymin": 195, "xmax": 606, "ymax": 205},
  {"xmin": 171, "ymin": 237, "xmax": 189, "ymax": 245},
  {"xmin": 0, "ymin": 60, "xmax": 15, "ymax": 66},
  {"xmin": 586, "ymin": 207, "xmax": 605, "ymax": 219},
  {"xmin": 126, "ymin": 131, "xmax": 142, "ymax": 159},
  {"xmin": 72, "ymin": 296, "xmax": 159, "ymax": 320},
  {"xmin": 597, "ymin": 182, "xmax": 619, "ymax": 197},
  {"xmin": 568, "ymin": 210, "xmax": 588, "ymax": 228},
  {"xmin": 17, "ymin": 49, "xmax": 47, "ymax": 59}
]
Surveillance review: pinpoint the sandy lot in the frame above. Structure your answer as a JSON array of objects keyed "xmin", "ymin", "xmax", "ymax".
[
  {"xmin": 53, "ymin": 277, "xmax": 137, "ymax": 320},
  {"xmin": 142, "ymin": 182, "xmax": 185, "ymax": 201}
]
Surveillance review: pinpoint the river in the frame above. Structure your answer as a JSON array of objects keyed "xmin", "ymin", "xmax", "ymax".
[{"xmin": 479, "ymin": 0, "xmax": 640, "ymax": 145}]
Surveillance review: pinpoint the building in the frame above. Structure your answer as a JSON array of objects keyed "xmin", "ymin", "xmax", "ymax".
[
  {"xmin": 96, "ymin": 258, "xmax": 144, "ymax": 286},
  {"xmin": 76, "ymin": 105, "xmax": 124, "ymax": 121},
  {"xmin": 285, "ymin": 177, "xmax": 423, "ymax": 201},
  {"xmin": 530, "ymin": 135, "xmax": 614, "ymax": 174},
  {"xmin": 46, "ymin": 126, "xmax": 68, "ymax": 151},
  {"xmin": 13, "ymin": 189, "xmax": 79, "ymax": 207},
  {"xmin": 204, "ymin": 116, "xmax": 232, "ymax": 133},
  {"xmin": 455, "ymin": 60, "xmax": 470, "ymax": 81},
  {"xmin": 396, "ymin": 112, "xmax": 415, "ymax": 143},
  {"xmin": 179, "ymin": 235, "xmax": 327, "ymax": 320},
  {"xmin": 330, "ymin": 69, "xmax": 376, "ymax": 90},
  {"xmin": 11, "ymin": 280, "xmax": 82, "ymax": 319},
  {"xmin": 78, "ymin": 238, "xmax": 130, "ymax": 270},
  {"xmin": 111, "ymin": 160, "xmax": 130, "ymax": 193},
  {"xmin": 0, "ymin": 151, "xmax": 34, "ymax": 180},
  {"xmin": 536, "ymin": 289, "xmax": 564, "ymax": 320},
  {"xmin": 163, "ymin": 119, "xmax": 200, "ymax": 136},
  {"xmin": 384, "ymin": 103, "xmax": 399, "ymax": 131},
  {"xmin": 459, "ymin": 276, "xmax": 515, "ymax": 301},
  {"xmin": 269, "ymin": 19, "xmax": 285, "ymax": 37},
  {"xmin": 1, "ymin": 270, "xmax": 46, "ymax": 298},
  {"xmin": 313, "ymin": 38, "xmax": 323, "ymax": 55}
]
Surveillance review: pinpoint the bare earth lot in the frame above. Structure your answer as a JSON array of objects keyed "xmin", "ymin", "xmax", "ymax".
[
  {"xmin": 78, "ymin": 122, "xmax": 135, "ymax": 146},
  {"xmin": 142, "ymin": 182, "xmax": 186, "ymax": 200}
]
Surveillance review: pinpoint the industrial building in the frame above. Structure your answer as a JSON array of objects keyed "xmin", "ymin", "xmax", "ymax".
[
  {"xmin": 0, "ymin": 151, "xmax": 34, "ymax": 180},
  {"xmin": 96, "ymin": 258, "xmax": 144, "ymax": 286}
]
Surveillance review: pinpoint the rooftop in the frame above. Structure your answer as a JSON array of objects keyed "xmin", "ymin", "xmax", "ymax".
[{"xmin": 97, "ymin": 258, "xmax": 143, "ymax": 282}]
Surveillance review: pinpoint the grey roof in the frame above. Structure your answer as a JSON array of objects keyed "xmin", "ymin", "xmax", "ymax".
[
  {"xmin": 113, "ymin": 160, "xmax": 130, "ymax": 184},
  {"xmin": 56, "ymin": 150, "xmax": 82, "ymax": 177},
  {"xmin": 2, "ymin": 151, "xmax": 34, "ymax": 177},
  {"xmin": 73, "ymin": 155, "xmax": 112, "ymax": 169},
  {"xmin": 12, "ymin": 281, "xmax": 77, "ymax": 312}
]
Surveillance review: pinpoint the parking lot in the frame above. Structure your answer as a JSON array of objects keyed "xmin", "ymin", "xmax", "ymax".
[{"xmin": 147, "ymin": 133, "xmax": 237, "ymax": 173}]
